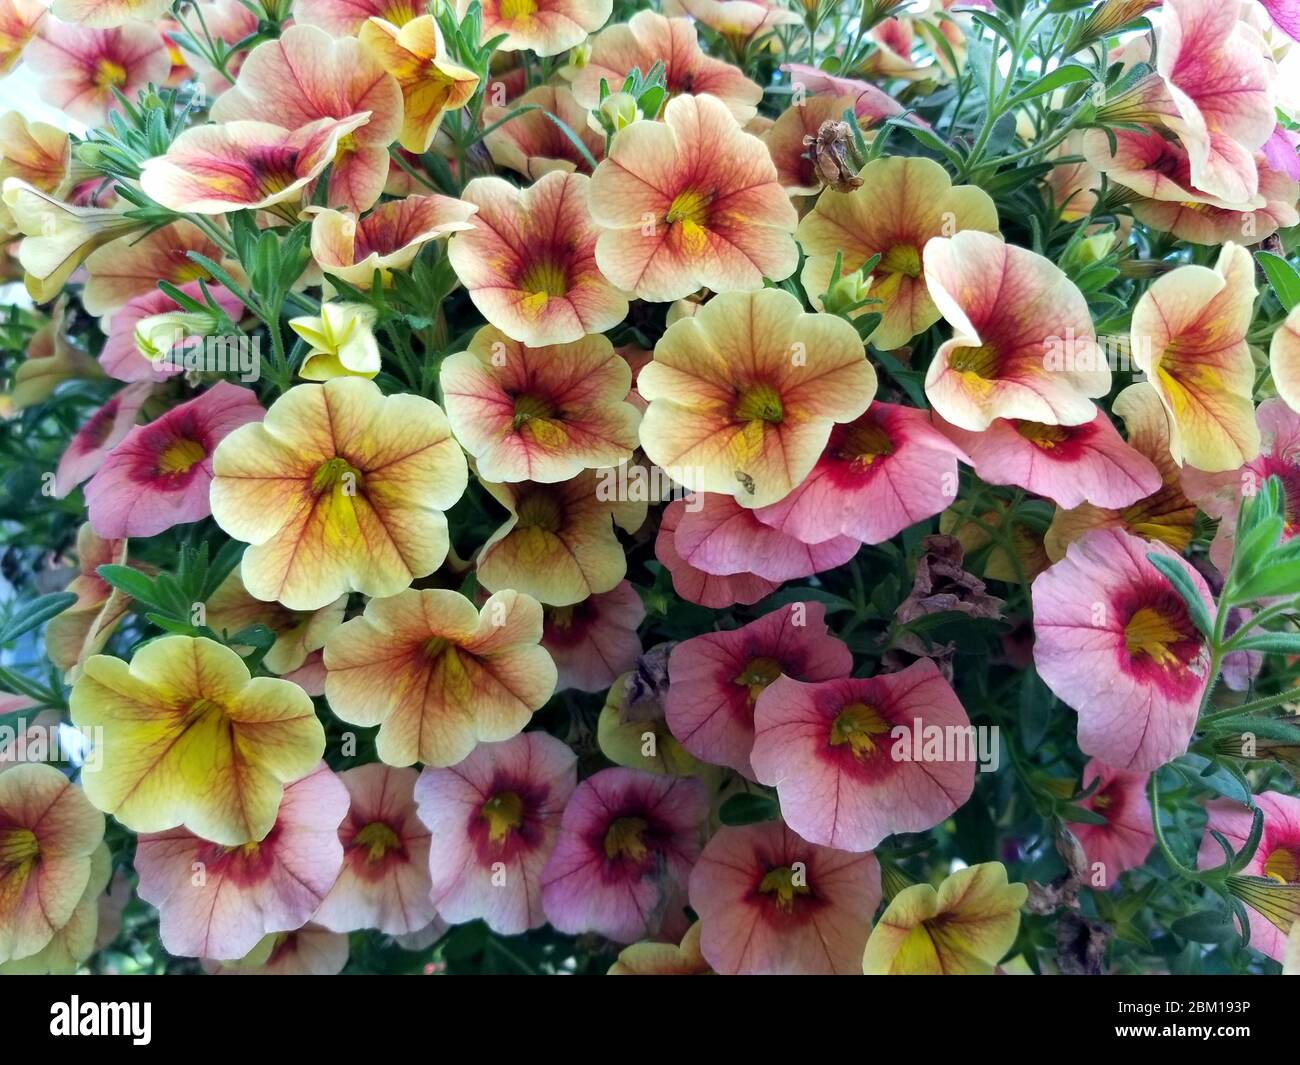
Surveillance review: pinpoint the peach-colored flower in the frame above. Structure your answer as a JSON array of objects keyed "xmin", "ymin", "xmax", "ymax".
[
  {"xmin": 324, "ymin": 588, "xmax": 557, "ymax": 767},
  {"xmin": 358, "ymin": 16, "xmax": 479, "ymax": 155},
  {"xmin": 51, "ymin": 0, "xmax": 170, "ymax": 29},
  {"xmin": 69, "ymin": 635, "xmax": 326, "ymax": 845},
  {"xmin": 0, "ymin": 839, "xmax": 111, "ymax": 975},
  {"xmin": 482, "ymin": 84, "xmax": 604, "ymax": 180},
  {"xmin": 571, "ymin": 10, "xmax": 763, "ymax": 122},
  {"xmin": 466, "ymin": 0, "xmax": 611, "ymax": 57},
  {"xmin": 589, "ymin": 93, "xmax": 798, "ymax": 302},
  {"xmin": 923, "ymin": 230, "xmax": 1108, "ymax": 430},
  {"xmin": 1272, "ymin": 304, "xmax": 1300, "ymax": 415},
  {"xmin": 11, "ymin": 298, "xmax": 103, "ymax": 407},
  {"xmin": 780, "ymin": 63, "xmax": 911, "ymax": 125},
  {"xmin": 0, "ymin": 113, "xmax": 69, "ymax": 235},
  {"xmin": 440, "ymin": 325, "xmax": 640, "ymax": 483},
  {"xmin": 209, "ymin": 24, "xmax": 402, "ymax": 213},
  {"xmin": 1130, "ymin": 242, "xmax": 1259, "ymax": 471},
  {"xmin": 140, "ymin": 115, "xmax": 372, "ymax": 218},
  {"xmin": 664, "ymin": 0, "xmax": 800, "ymax": 55},
  {"xmin": 295, "ymin": 0, "xmax": 422, "ymax": 35},
  {"xmin": 82, "ymin": 220, "xmax": 224, "ymax": 317},
  {"xmin": 309, "ymin": 193, "xmax": 477, "ymax": 289},
  {"xmin": 43, "ymin": 523, "xmax": 139, "ymax": 675},
  {"xmin": 24, "ymin": 17, "xmax": 169, "ymax": 124},
  {"xmin": 210, "ymin": 377, "xmax": 468, "ymax": 611},
  {"xmin": 799, "ymin": 156, "xmax": 999, "ymax": 351},
  {"xmin": 1133, "ymin": 161, "xmax": 1299, "ymax": 246},
  {"xmin": 637, "ymin": 287, "xmax": 876, "ymax": 508},
  {"xmin": 475, "ymin": 469, "xmax": 645, "ymax": 606},
  {"xmin": 0, "ymin": 0, "xmax": 45, "ymax": 76},
  {"xmin": 205, "ymin": 926, "xmax": 350, "ymax": 975},
  {"xmin": 448, "ymin": 171, "xmax": 627, "ymax": 344},
  {"xmin": 609, "ymin": 922, "xmax": 712, "ymax": 975}
]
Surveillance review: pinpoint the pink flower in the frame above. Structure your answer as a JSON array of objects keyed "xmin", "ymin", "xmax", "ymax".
[
  {"xmin": 542, "ymin": 581, "xmax": 645, "ymax": 694},
  {"xmin": 752, "ymin": 659, "xmax": 976, "ymax": 852},
  {"xmin": 1071, "ymin": 759, "xmax": 1154, "ymax": 885},
  {"xmin": 665, "ymin": 601, "xmax": 852, "ymax": 780},
  {"xmin": 654, "ymin": 497, "xmax": 779, "ymax": 609},
  {"xmin": 55, "ymin": 382, "xmax": 151, "ymax": 497},
  {"xmin": 25, "ymin": 17, "xmax": 169, "ymax": 125},
  {"xmin": 85, "ymin": 382, "xmax": 264, "ymax": 539}
]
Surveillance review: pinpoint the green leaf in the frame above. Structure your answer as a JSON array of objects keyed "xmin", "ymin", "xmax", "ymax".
[
  {"xmin": 1005, "ymin": 64, "xmax": 1094, "ymax": 108},
  {"xmin": 1231, "ymin": 560, "xmax": 1300, "ymax": 605},
  {"xmin": 718, "ymin": 793, "xmax": 780, "ymax": 826},
  {"xmin": 1257, "ymin": 251, "xmax": 1300, "ymax": 312},
  {"xmin": 1232, "ymin": 631, "xmax": 1300, "ymax": 655},
  {"xmin": 96, "ymin": 565, "xmax": 164, "ymax": 610},
  {"xmin": 0, "ymin": 592, "xmax": 77, "ymax": 645},
  {"xmin": 1145, "ymin": 553, "xmax": 1213, "ymax": 639},
  {"xmin": 1170, "ymin": 909, "xmax": 1238, "ymax": 945},
  {"xmin": 1018, "ymin": 667, "xmax": 1056, "ymax": 754}
]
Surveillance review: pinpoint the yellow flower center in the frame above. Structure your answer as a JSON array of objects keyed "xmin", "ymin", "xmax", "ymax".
[
  {"xmin": 333, "ymin": 133, "xmax": 357, "ymax": 167},
  {"xmin": 512, "ymin": 392, "xmax": 557, "ymax": 428},
  {"xmin": 733, "ymin": 656, "xmax": 783, "ymax": 705},
  {"xmin": 500, "ymin": 0, "xmax": 538, "ymax": 19},
  {"xmin": 1123, "ymin": 606, "xmax": 1185, "ymax": 667},
  {"xmin": 516, "ymin": 490, "xmax": 564, "ymax": 533},
  {"xmin": 759, "ymin": 865, "xmax": 811, "ymax": 913},
  {"xmin": 312, "ymin": 456, "xmax": 363, "ymax": 495},
  {"xmin": 829, "ymin": 701, "xmax": 890, "ymax": 759},
  {"xmin": 1264, "ymin": 846, "xmax": 1300, "ymax": 884},
  {"xmin": 880, "ymin": 243, "xmax": 922, "ymax": 279},
  {"xmin": 157, "ymin": 437, "xmax": 206, "ymax": 476},
  {"xmin": 353, "ymin": 820, "xmax": 402, "ymax": 862},
  {"xmin": 948, "ymin": 343, "xmax": 999, "ymax": 378},
  {"xmin": 480, "ymin": 791, "xmax": 525, "ymax": 844},
  {"xmin": 383, "ymin": 0, "xmax": 418, "ymax": 24},
  {"xmin": 603, "ymin": 816, "xmax": 650, "ymax": 862},
  {"xmin": 519, "ymin": 259, "xmax": 568, "ymax": 300},
  {"xmin": 0, "ymin": 827, "xmax": 39, "ymax": 866},
  {"xmin": 836, "ymin": 420, "xmax": 894, "ymax": 466},
  {"xmin": 1015, "ymin": 421, "xmax": 1070, "ymax": 449},
  {"xmin": 734, "ymin": 384, "xmax": 784, "ymax": 424},
  {"xmin": 93, "ymin": 58, "xmax": 127, "ymax": 90},
  {"xmin": 665, "ymin": 188, "xmax": 711, "ymax": 254}
]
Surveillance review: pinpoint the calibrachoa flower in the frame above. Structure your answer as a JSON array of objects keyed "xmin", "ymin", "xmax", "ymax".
[
  {"xmin": 0, "ymin": 763, "xmax": 104, "ymax": 965},
  {"xmin": 923, "ymin": 230, "xmax": 1108, "ymax": 430},
  {"xmin": 936, "ymin": 410, "xmax": 1163, "ymax": 510},
  {"xmin": 541, "ymin": 580, "xmax": 645, "ymax": 693},
  {"xmin": 415, "ymin": 731, "xmax": 577, "ymax": 935},
  {"xmin": 598, "ymin": 668, "xmax": 717, "ymax": 778},
  {"xmin": 294, "ymin": 0, "xmax": 420, "ymax": 35},
  {"xmin": 688, "ymin": 821, "xmax": 880, "ymax": 975},
  {"xmin": 481, "ymin": 84, "xmax": 604, "ymax": 179},
  {"xmin": 81, "ymin": 220, "xmax": 224, "ymax": 317},
  {"xmin": 24, "ymin": 17, "xmax": 169, "ymax": 124},
  {"xmin": 654, "ymin": 497, "xmax": 779, "ymax": 609},
  {"xmin": 540, "ymin": 767, "xmax": 707, "ymax": 943},
  {"xmin": 290, "ymin": 302, "xmax": 382, "ymax": 381},
  {"xmin": 208, "ymin": 24, "xmax": 403, "ymax": 213},
  {"xmin": 134, "ymin": 765, "xmax": 347, "ymax": 960},
  {"xmin": 1272, "ymin": 303, "xmax": 1300, "ymax": 414},
  {"xmin": 665, "ymin": 602, "xmax": 852, "ymax": 779},
  {"xmin": 98, "ymin": 281, "xmax": 247, "ymax": 382},
  {"xmin": 0, "ymin": 0, "xmax": 44, "ymax": 76},
  {"xmin": 608, "ymin": 922, "xmax": 712, "ymax": 975},
  {"xmin": 85, "ymin": 382, "xmax": 264, "ymax": 539},
  {"xmin": 1032, "ymin": 528, "xmax": 1215, "ymax": 772},
  {"xmin": 636, "ymin": 288, "xmax": 876, "ymax": 507},
  {"xmin": 51, "ymin": 0, "xmax": 169, "ymax": 28},
  {"xmin": 663, "ymin": 0, "xmax": 801, "ymax": 54},
  {"xmin": 862, "ymin": 862, "xmax": 1027, "ymax": 975},
  {"xmin": 312, "ymin": 764, "xmax": 437, "ymax": 936},
  {"xmin": 440, "ymin": 325, "xmax": 640, "ymax": 483},
  {"xmin": 588, "ymin": 93, "xmax": 797, "ymax": 302},
  {"xmin": 1070, "ymin": 759, "xmax": 1155, "ymax": 887},
  {"xmin": 466, "ymin": 0, "xmax": 612, "ymax": 56},
  {"xmin": 448, "ymin": 171, "xmax": 627, "ymax": 346},
  {"xmin": 309, "ymin": 193, "xmax": 477, "ymax": 289},
  {"xmin": 475, "ymin": 470, "xmax": 645, "ymax": 606},
  {"xmin": 358, "ymin": 15, "xmax": 479, "ymax": 155},
  {"xmin": 571, "ymin": 10, "xmax": 763, "ymax": 121},
  {"xmin": 209, "ymin": 376, "xmax": 468, "ymax": 611},
  {"xmin": 69, "ymin": 635, "xmax": 326, "ymax": 845},
  {"xmin": 0, "ymin": 113, "xmax": 69, "ymax": 233},
  {"xmin": 323, "ymin": 588, "xmax": 557, "ymax": 768},
  {"xmin": 754, "ymin": 402, "xmax": 972, "ymax": 545},
  {"xmin": 0, "ymin": 840, "xmax": 111, "ymax": 975},
  {"xmin": 54, "ymin": 381, "xmax": 151, "ymax": 495},
  {"xmin": 206, "ymin": 926, "xmax": 350, "ymax": 976},
  {"xmin": 752, "ymin": 660, "xmax": 976, "ymax": 851},
  {"xmin": 43, "ymin": 523, "xmax": 135, "ymax": 675},
  {"xmin": 1130, "ymin": 242, "xmax": 1259, "ymax": 472},
  {"xmin": 798, "ymin": 156, "xmax": 999, "ymax": 350}
]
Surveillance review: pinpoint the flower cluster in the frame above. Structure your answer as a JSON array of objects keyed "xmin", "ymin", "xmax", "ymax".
[{"xmin": 2, "ymin": 0, "xmax": 1300, "ymax": 979}]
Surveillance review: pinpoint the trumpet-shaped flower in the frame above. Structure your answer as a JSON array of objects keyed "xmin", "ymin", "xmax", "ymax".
[
  {"xmin": 589, "ymin": 93, "xmax": 797, "ymax": 302},
  {"xmin": 666, "ymin": 601, "xmax": 852, "ymax": 780},
  {"xmin": 134, "ymin": 764, "xmax": 347, "ymax": 960},
  {"xmin": 688, "ymin": 821, "xmax": 880, "ymax": 975},
  {"xmin": 0, "ymin": 0, "xmax": 45, "ymax": 76},
  {"xmin": 654, "ymin": 497, "xmax": 778, "ymax": 608},
  {"xmin": 440, "ymin": 325, "xmax": 640, "ymax": 483},
  {"xmin": 465, "ymin": 0, "xmax": 612, "ymax": 57},
  {"xmin": 206, "ymin": 926, "xmax": 349, "ymax": 976},
  {"xmin": 43, "ymin": 524, "xmax": 137, "ymax": 674},
  {"xmin": 1273, "ymin": 310, "xmax": 1300, "ymax": 417},
  {"xmin": 358, "ymin": 16, "xmax": 479, "ymax": 155},
  {"xmin": 85, "ymin": 382, "xmax": 264, "ymax": 539},
  {"xmin": 542, "ymin": 580, "xmax": 645, "ymax": 693},
  {"xmin": 69, "ymin": 636, "xmax": 326, "ymax": 845},
  {"xmin": 290, "ymin": 302, "xmax": 382, "ymax": 381},
  {"xmin": 448, "ymin": 171, "xmax": 626, "ymax": 345},
  {"xmin": 203, "ymin": 569, "xmax": 347, "ymax": 677},
  {"xmin": 571, "ymin": 10, "xmax": 762, "ymax": 122},
  {"xmin": 0, "ymin": 763, "xmax": 104, "ymax": 965},
  {"xmin": 312, "ymin": 764, "xmax": 436, "ymax": 935},
  {"xmin": 754, "ymin": 402, "xmax": 972, "ymax": 545},
  {"xmin": 862, "ymin": 862, "xmax": 1027, "ymax": 975},
  {"xmin": 0, "ymin": 841, "xmax": 111, "ymax": 975},
  {"xmin": 608, "ymin": 922, "xmax": 711, "ymax": 974},
  {"xmin": 475, "ymin": 470, "xmax": 645, "ymax": 606},
  {"xmin": 1134, "ymin": 163, "xmax": 1299, "ymax": 247},
  {"xmin": 482, "ymin": 84, "xmax": 604, "ymax": 180},
  {"xmin": 637, "ymin": 288, "xmax": 875, "ymax": 508},
  {"xmin": 936, "ymin": 410, "xmax": 1162, "ymax": 510},
  {"xmin": 798, "ymin": 157, "xmax": 999, "ymax": 351},
  {"xmin": 0, "ymin": 113, "xmax": 69, "ymax": 235},
  {"xmin": 54, "ymin": 382, "xmax": 151, "ymax": 496},
  {"xmin": 923, "ymin": 230, "xmax": 1107, "ymax": 430},
  {"xmin": 324, "ymin": 588, "xmax": 556, "ymax": 768},
  {"xmin": 1031, "ymin": 528, "xmax": 1214, "ymax": 771},
  {"xmin": 209, "ymin": 377, "xmax": 468, "ymax": 611},
  {"xmin": 415, "ymin": 731, "xmax": 576, "ymax": 935},
  {"xmin": 663, "ymin": 0, "xmax": 801, "ymax": 52},
  {"xmin": 309, "ymin": 193, "xmax": 477, "ymax": 289},
  {"xmin": 25, "ymin": 17, "xmax": 169, "ymax": 124},
  {"xmin": 1130, "ymin": 242, "xmax": 1259, "ymax": 472},
  {"xmin": 752, "ymin": 660, "xmax": 975, "ymax": 852},
  {"xmin": 540, "ymin": 767, "xmax": 707, "ymax": 943},
  {"xmin": 209, "ymin": 24, "xmax": 402, "ymax": 213},
  {"xmin": 51, "ymin": 0, "xmax": 169, "ymax": 28},
  {"xmin": 99, "ymin": 281, "xmax": 246, "ymax": 382},
  {"xmin": 1071, "ymin": 759, "xmax": 1154, "ymax": 885},
  {"xmin": 294, "ymin": 0, "xmax": 421, "ymax": 35},
  {"xmin": 81, "ymin": 220, "xmax": 224, "ymax": 317}
]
